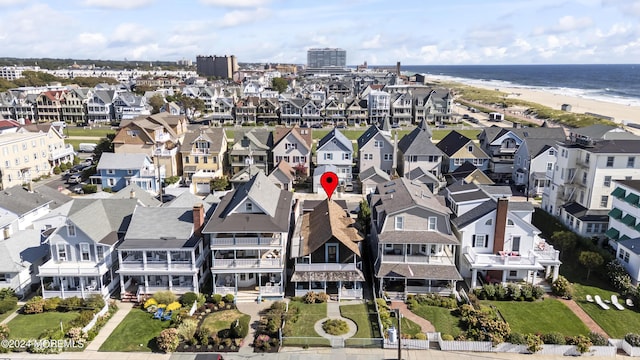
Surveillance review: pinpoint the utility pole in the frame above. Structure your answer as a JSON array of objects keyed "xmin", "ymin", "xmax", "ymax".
[{"xmin": 397, "ymin": 308, "xmax": 402, "ymax": 360}]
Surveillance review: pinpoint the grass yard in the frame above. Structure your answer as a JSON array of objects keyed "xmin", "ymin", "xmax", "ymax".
[
  {"xmin": 65, "ymin": 127, "xmax": 115, "ymax": 138},
  {"xmin": 572, "ymin": 284, "xmax": 640, "ymax": 339},
  {"xmin": 485, "ymin": 299, "xmax": 589, "ymax": 336},
  {"xmin": 340, "ymin": 302, "xmax": 381, "ymax": 338},
  {"xmin": 7, "ymin": 311, "xmax": 79, "ymax": 338},
  {"xmin": 200, "ymin": 309, "xmax": 250, "ymax": 336},
  {"xmin": 391, "ymin": 316, "xmax": 422, "ymax": 338},
  {"xmin": 287, "ymin": 301, "xmax": 326, "ymax": 337},
  {"xmin": 0, "ymin": 304, "xmax": 19, "ymax": 323},
  {"xmin": 99, "ymin": 308, "xmax": 172, "ymax": 352},
  {"xmin": 409, "ymin": 304, "xmax": 463, "ymax": 337}
]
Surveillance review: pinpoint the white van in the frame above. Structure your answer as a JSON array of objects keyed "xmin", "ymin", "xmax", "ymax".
[{"xmin": 78, "ymin": 143, "xmax": 97, "ymax": 153}]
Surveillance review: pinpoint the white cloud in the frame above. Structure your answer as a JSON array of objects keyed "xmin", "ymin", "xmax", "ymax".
[
  {"xmin": 0, "ymin": 0, "xmax": 26, "ymax": 6},
  {"xmin": 514, "ymin": 38, "xmax": 533, "ymax": 52},
  {"xmin": 111, "ymin": 23, "xmax": 154, "ymax": 45},
  {"xmin": 82, "ymin": 0, "xmax": 154, "ymax": 10},
  {"xmin": 77, "ymin": 32, "xmax": 107, "ymax": 46},
  {"xmin": 533, "ymin": 15, "xmax": 593, "ymax": 35},
  {"xmin": 361, "ymin": 34, "xmax": 383, "ymax": 49},
  {"xmin": 218, "ymin": 8, "xmax": 270, "ymax": 28},
  {"xmin": 200, "ymin": 0, "xmax": 269, "ymax": 7}
]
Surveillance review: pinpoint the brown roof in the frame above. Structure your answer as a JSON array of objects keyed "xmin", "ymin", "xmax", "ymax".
[
  {"xmin": 273, "ymin": 126, "xmax": 312, "ymax": 150},
  {"xmin": 271, "ymin": 160, "xmax": 296, "ymax": 181},
  {"xmin": 377, "ymin": 263, "xmax": 462, "ymax": 280},
  {"xmin": 300, "ymin": 199, "xmax": 362, "ymax": 257}
]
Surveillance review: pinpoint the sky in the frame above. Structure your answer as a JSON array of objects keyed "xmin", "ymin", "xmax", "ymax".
[{"xmin": 0, "ymin": 0, "xmax": 638, "ymax": 65}]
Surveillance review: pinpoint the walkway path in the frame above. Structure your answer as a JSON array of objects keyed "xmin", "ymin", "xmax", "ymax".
[
  {"xmin": 0, "ymin": 301, "xmax": 26, "ymax": 325},
  {"xmin": 555, "ymin": 297, "xmax": 610, "ymax": 338},
  {"xmin": 389, "ymin": 301, "xmax": 436, "ymax": 333},
  {"xmin": 235, "ymin": 300, "xmax": 279, "ymax": 355},
  {"xmin": 84, "ymin": 301, "xmax": 134, "ymax": 351},
  {"xmin": 313, "ymin": 301, "xmax": 358, "ymax": 345}
]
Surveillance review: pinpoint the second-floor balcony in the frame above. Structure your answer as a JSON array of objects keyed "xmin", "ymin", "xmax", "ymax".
[
  {"xmin": 212, "ymin": 257, "xmax": 283, "ymax": 270},
  {"xmin": 49, "ymin": 144, "xmax": 75, "ymax": 161},
  {"xmin": 38, "ymin": 259, "xmax": 109, "ymax": 276},
  {"xmin": 463, "ymin": 246, "xmax": 558, "ymax": 269},
  {"xmin": 211, "ymin": 234, "xmax": 283, "ymax": 248},
  {"xmin": 294, "ymin": 262, "xmax": 357, "ymax": 272}
]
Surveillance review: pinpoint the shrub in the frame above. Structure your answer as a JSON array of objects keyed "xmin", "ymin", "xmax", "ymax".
[
  {"xmin": 211, "ymin": 294, "xmax": 223, "ymax": 304},
  {"xmin": 53, "ymin": 166, "xmax": 61, "ymax": 175},
  {"xmin": 24, "ymin": 296, "xmax": 46, "ymax": 314},
  {"xmin": 66, "ymin": 327, "xmax": 87, "ymax": 342},
  {"xmin": 415, "ymin": 333, "xmax": 427, "ymax": 340},
  {"xmin": 82, "ymin": 184, "xmax": 97, "ymax": 194},
  {"xmin": 551, "ymin": 275, "xmax": 573, "ymax": 299},
  {"xmin": 316, "ymin": 292, "xmax": 330, "ymax": 303},
  {"xmin": 0, "ymin": 324, "xmax": 9, "ymax": 340},
  {"xmin": 625, "ymin": 333, "xmax": 640, "ymax": 347},
  {"xmin": 0, "ymin": 297, "xmax": 17, "ymax": 314},
  {"xmin": 180, "ymin": 292, "xmax": 198, "ymax": 307},
  {"xmin": 589, "ymin": 332, "xmax": 608, "ymax": 346},
  {"xmin": 85, "ymin": 294, "xmax": 105, "ymax": 312},
  {"xmin": 166, "ymin": 301, "xmax": 182, "ymax": 312},
  {"xmin": 157, "ymin": 328, "xmax": 180, "ymax": 353},
  {"xmin": 495, "ymin": 284, "xmax": 507, "ymax": 300},
  {"xmin": 607, "ymin": 260, "xmax": 632, "ymax": 292},
  {"xmin": 482, "ymin": 284, "xmax": 496, "ymax": 300},
  {"xmin": 532, "ymin": 285, "xmax": 546, "ymax": 299},
  {"xmin": 70, "ymin": 310, "xmax": 95, "ymax": 328},
  {"xmin": 197, "ymin": 329, "xmax": 209, "ymax": 346},
  {"xmin": 223, "ymin": 293, "xmax": 235, "ymax": 304},
  {"xmin": 526, "ymin": 333, "xmax": 543, "ymax": 353},
  {"xmin": 230, "ymin": 318, "xmax": 248, "ymax": 338},
  {"xmin": 541, "ymin": 332, "xmax": 566, "ymax": 345},
  {"xmin": 177, "ymin": 318, "xmax": 198, "ymax": 344},
  {"xmin": 569, "ymin": 335, "xmax": 592, "ymax": 353},
  {"xmin": 322, "ymin": 319, "xmax": 349, "ymax": 335},
  {"xmin": 520, "ymin": 284, "xmax": 534, "ymax": 301},
  {"xmin": 144, "ymin": 298, "xmax": 158, "ymax": 309},
  {"xmin": 304, "ymin": 291, "xmax": 317, "ymax": 304},
  {"xmin": 0, "ymin": 289, "xmax": 15, "ymax": 300},
  {"xmin": 153, "ymin": 291, "xmax": 177, "ymax": 306},
  {"xmin": 60, "ymin": 297, "xmax": 83, "ymax": 311},
  {"xmin": 442, "ymin": 334, "xmax": 454, "ymax": 341},
  {"xmin": 506, "ymin": 283, "xmax": 521, "ymax": 301},
  {"xmin": 43, "ymin": 297, "xmax": 61, "ymax": 312},
  {"xmin": 509, "ymin": 332, "xmax": 527, "ymax": 345}
]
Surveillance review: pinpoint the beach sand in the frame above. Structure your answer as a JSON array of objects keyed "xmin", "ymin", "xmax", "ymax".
[{"xmin": 455, "ymin": 81, "xmax": 640, "ymax": 125}]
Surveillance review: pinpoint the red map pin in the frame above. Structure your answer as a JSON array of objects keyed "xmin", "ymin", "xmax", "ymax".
[{"xmin": 320, "ymin": 171, "xmax": 339, "ymax": 200}]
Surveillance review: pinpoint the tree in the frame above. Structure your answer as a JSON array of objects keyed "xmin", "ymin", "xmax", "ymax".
[
  {"xmin": 579, "ymin": 251, "xmax": 604, "ymax": 280},
  {"xmin": 93, "ymin": 133, "xmax": 115, "ymax": 164},
  {"xmin": 149, "ymin": 94, "xmax": 165, "ymax": 114},
  {"xmin": 357, "ymin": 200, "xmax": 371, "ymax": 235},
  {"xmin": 210, "ymin": 177, "xmax": 229, "ymax": 191},
  {"xmin": 550, "ymin": 231, "xmax": 577, "ymax": 261},
  {"xmin": 271, "ymin": 77, "xmax": 288, "ymax": 93}
]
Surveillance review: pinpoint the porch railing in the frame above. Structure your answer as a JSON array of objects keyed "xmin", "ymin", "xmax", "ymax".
[{"xmin": 212, "ymin": 258, "xmax": 282, "ymax": 269}]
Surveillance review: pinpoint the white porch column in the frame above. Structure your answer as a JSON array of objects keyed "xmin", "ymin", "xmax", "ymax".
[
  {"xmin": 167, "ymin": 250, "xmax": 172, "ymax": 270},
  {"xmin": 40, "ymin": 278, "xmax": 46, "ymax": 299},
  {"xmin": 144, "ymin": 275, "xmax": 149, "ymax": 294},
  {"xmin": 552, "ymin": 265, "xmax": 560, "ymax": 281},
  {"xmin": 80, "ymin": 277, "xmax": 85, "ymax": 298},
  {"xmin": 532, "ymin": 270, "xmax": 538, "ymax": 285},
  {"xmin": 142, "ymin": 250, "xmax": 148, "ymax": 270},
  {"xmin": 168, "ymin": 275, "xmax": 173, "ymax": 291},
  {"xmin": 193, "ymin": 274, "xmax": 198, "ymax": 293},
  {"xmin": 471, "ymin": 269, "xmax": 478, "ymax": 288},
  {"xmin": 501, "ymin": 270, "xmax": 507, "ymax": 284},
  {"xmin": 191, "ymin": 250, "xmax": 196, "ymax": 272}
]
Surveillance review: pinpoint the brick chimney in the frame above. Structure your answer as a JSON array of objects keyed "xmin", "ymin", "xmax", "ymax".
[
  {"xmin": 193, "ymin": 203, "xmax": 205, "ymax": 238},
  {"xmin": 493, "ymin": 198, "xmax": 509, "ymax": 253}
]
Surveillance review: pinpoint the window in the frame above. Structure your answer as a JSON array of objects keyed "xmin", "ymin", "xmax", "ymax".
[
  {"xmin": 586, "ymin": 223, "xmax": 594, "ymax": 233},
  {"xmin": 185, "ymin": 156, "xmax": 189, "ymax": 164},
  {"xmin": 606, "ymin": 156, "xmax": 614, "ymax": 167},
  {"xmin": 410, "ymin": 155, "xmax": 418, "ymax": 162},
  {"xmin": 203, "ymin": 156, "xmax": 208, "ymax": 164},
  {"xmin": 57, "ymin": 245, "xmax": 67, "ymax": 261},
  {"xmin": 96, "ymin": 246, "xmax": 104, "ymax": 261},
  {"xmin": 80, "ymin": 243, "xmax": 90, "ymax": 261},
  {"xmin": 582, "ymin": 172, "xmax": 587, "ymax": 185},
  {"xmin": 343, "ymin": 153, "xmax": 350, "ymax": 160},
  {"xmin": 395, "ymin": 216, "xmax": 404, "ymax": 230},
  {"xmin": 511, "ymin": 236, "xmax": 521, "ymax": 252},
  {"xmin": 628, "ymin": 156, "xmax": 636, "ymax": 168},
  {"xmin": 604, "ymin": 176, "xmax": 612, "ymax": 187},
  {"xmin": 0, "ymin": 274, "xmax": 7, "ymax": 282},
  {"xmin": 245, "ymin": 202, "xmax": 253, "ymax": 212},
  {"xmin": 194, "ymin": 156, "xmax": 199, "ymax": 163},
  {"xmin": 473, "ymin": 234, "xmax": 488, "ymax": 247},
  {"xmin": 106, "ymin": 169, "xmax": 115, "ymax": 175},
  {"xmin": 600, "ymin": 195, "xmax": 609, "ymax": 207},
  {"xmin": 127, "ymin": 169, "xmax": 133, "ymax": 175},
  {"xmin": 324, "ymin": 153, "xmax": 333, "ymax": 160},
  {"xmin": 108, "ymin": 178, "xmax": 115, "ymax": 187},
  {"xmin": 67, "ymin": 224, "xmax": 76, "ymax": 237},
  {"xmin": 374, "ymin": 140, "xmax": 383, "ymax": 148},
  {"xmin": 428, "ymin": 217, "xmax": 437, "ymax": 231},
  {"xmin": 326, "ymin": 244, "xmax": 338, "ymax": 263},
  {"xmin": 585, "ymin": 153, "xmax": 590, "ymax": 164},
  {"xmin": 485, "ymin": 219, "xmax": 493, "ymax": 225},
  {"xmin": 624, "ymin": 251, "xmax": 630, "ymax": 263},
  {"xmin": 285, "ymin": 143, "xmax": 298, "ymax": 150},
  {"xmin": 383, "ymin": 153, "xmax": 393, "ymax": 161},
  {"xmin": 468, "ymin": 145, "xmax": 473, "ymax": 152},
  {"xmin": 626, "ymin": 176, "xmax": 632, "ymax": 181},
  {"xmin": 549, "ymin": 149, "xmax": 555, "ymax": 156},
  {"xmin": 547, "ymin": 162, "xmax": 553, "ymax": 171},
  {"xmin": 509, "ymin": 270, "xmax": 518, "ymax": 277},
  {"xmin": 507, "ymin": 219, "xmax": 514, "ymax": 226},
  {"xmin": 364, "ymin": 153, "xmax": 373, "ymax": 160}
]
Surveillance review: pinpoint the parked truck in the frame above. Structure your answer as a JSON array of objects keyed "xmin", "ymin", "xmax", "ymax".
[{"xmin": 78, "ymin": 143, "xmax": 97, "ymax": 152}]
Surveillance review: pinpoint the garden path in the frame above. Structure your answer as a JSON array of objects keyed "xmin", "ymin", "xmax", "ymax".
[
  {"xmin": 235, "ymin": 299, "xmax": 280, "ymax": 354},
  {"xmin": 389, "ymin": 301, "xmax": 436, "ymax": 333},
  {"xmin": 85, "ymin": 301, "xmax": 134, "ymax": 351},
  {"xmin": 554, "ymin": 296, "xmax": 610, "ymax": 338},
  {"xmin": 0, "ymin": 301, "xmax": 25, "ymax": 325}
]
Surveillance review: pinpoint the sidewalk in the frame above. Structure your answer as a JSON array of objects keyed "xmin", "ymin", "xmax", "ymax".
[
  {"xmin": 0, "ymin": 301, "xmax": 26, "ymax": 326},
  {"xmin": 84, "ymin": 300, "xmax": 134, "ymax": 351},
  {"xmin": 389, "ymin": 301, "xmax": 436, "ymax": 333},
  {"xmin": 235, "ymin": 299, "xmax": 278, "ymax": 355}
]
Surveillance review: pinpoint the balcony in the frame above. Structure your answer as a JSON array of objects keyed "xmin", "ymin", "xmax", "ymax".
[
  {"xmin": 294, "ymin": 263, "xmax": 357, "ymax": 272},
  {"xmin": 381, "ymin": 254, "xmax": 454, "ymax": 265},
  {"xmin": 42, "ymin": 288, "xmax": 108, "ymax": 299},
  {"xmin": 155, "ymin": 133, "xmax": 171, "ymax": 143},
  {"xmin": 190, "ymin": 148, "xmax": 211, "ymax": 155},
  {"xmin": 49, "ymin": 144, "xmax": 75, "ymax": 161},
  {"xmin": 211, "ymin": 235, "xmax": 282, "ymax": 248},
  {"xmin": 211, "ymin": 258, "xmax": 283, "ymax": 269},
  {"xmin": 38, "ymin": 260, "xmax": 107, "ymax": 276},
  {"xmin": 119, "ymin": 260, "xmax": 196, "ymax": 273},
  {"xmin": 463, "ymin": 247, "xmax": 541, "ymax": 269},
  {"xmin": 154, "ymin": 147, "xmax": 178, "ymax": 157}
]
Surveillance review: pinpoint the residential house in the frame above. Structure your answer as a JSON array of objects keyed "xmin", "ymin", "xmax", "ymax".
[
  {"xmin": 478, "ymin": 125, "xmax": 566, "ymax": 183},
  {"xmin": 447, "ymin": 161, "xmax": 494, "ymax": 185},
  {"xmin": 0, "ymin": 184, "xmax": 71, "ymax": 236},
  {"xmin": 512, "ymin": 139, "xmax": 559, "ymax": 197},
  {"xmin": 279, "ymin": 98, "xmax": 304, "ymax": 126},
  {"xmin": 212, "ymin": 98, "xmax": 234, "ymax": 125},
  {"xmin": 203, "ymin": 172, "xmax": 294, "ymax": 302},
  {"xmin": 316, "ymin": 128, "xmax": 353, "ymax": 188},
  {"xmin": 61, "ymin": 88, "xmax": 90, "ymax": 125},
  {"xmin": 35, "ymin": 90, "xmax": 67, "ymax": 123},
  {"xmin": 390, "ymin": 92, "xmax": 413, "ymax": 126},
  {"xmin": 452, "ymin": 197, "xmax": 561, "ymax": 289},
  {"xmin": 359, "ymin": 166, "xmax": 390, "ymax": 195},
  {"xmin": 113, "ymin": 92, "xmax": 151, "ymax": 122},
  {"xmin": 256, "ymin": 98, "xmax": 279, "ymax": 125},
  {"xmin": 21, "ymin": 123, "xmax": 75, "ymax": 168},
  {"xmin": 230, "ymin": 128, "xmax": 272, "ymax": 176},
  {"xmin": 0, "ymin": 229, "xmax": 49, "ymax": 297},
  {"xmin": 617, "ymin": 238, "xmax": 640, "ymax": 286},
  {"xmin": 445, "ymin": 181, "xmax": 512, "ymax": 217},
  {"xmin": 370, "ymin": 178, "xmax": 462, "ymax": 299},
  {"xmin": 96, "ymin": 153, "xmax": 164, "ymax": 193},
  {"xmin": 117, "ymin": 204, "xmax": 210, "ymax": 301},
  {"xmin": 606, "ymin": 180, "xmax": 640, "ymax": 250},
  {"xmin": 290, "ymin": 199, "xmax": 365, "ymax": 300},
  {"xmin": 268, "ymin": 160, "xmax": 296, "ymax": 191},
  {"xmin": 38, "ymin": 199, "xmax": 137, "ymax": 299},
  {"xmin": 357, "ymin": 120, "xmax": 395, "ymax": 176},
  {"xmin": 301, "ymin": 100, "xmax": 323, "ymax": 127},
  {"xmin": 86, "ymin": 89, "xmax": 116, "ymax": 124},
  {"xmin": 181, "ymin": 126, "xmax": 227, "ymax": 194},
  {"xmin": 346, "ymin": 97, "xmax": 367, "ymax": 126},
  {"xmin": 397, "ymin": 120, "xmax": 444, "ymax": 179},
  {"xmin": 0, "ymin": 128, "xmax": 55, "ymax": 189},
  {"xmin": 367, "ymin": 90, "xmax": 390, "ymax": 127},
  {"xmin": 424, "ymin": 88, "xmax": 455, "ymax": 124},
  {"xmin": 113, "ymin": 113, "xmax": 188, "ymax": 177},
  {"xmin": 542, "ymin": 125, "xmax": 640, "ymax": 238},
  {"xmin": 436, "ymin": 130, "xmax": 489, "ymax": 174},
  {"xmin": 272, "ymin": 126, "xmax": 312, "ymax": 177},
  {"xmin": 323, "ymin": 98, "xmax": 347, "ymax": 126},
  {"xmin": 312, "ymin": 164, "xmax": 338, "ymax": 195},
  {"xmin": 234, "ymin": 97, "xmax": 258, "ymax": 125}
]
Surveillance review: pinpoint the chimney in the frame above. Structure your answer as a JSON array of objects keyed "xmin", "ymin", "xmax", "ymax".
[
  {"xmin": 193, "ymin": 203, "xmax": 205, "ymax": 238},
  {"xmin": 493, "ymin": 198, "xmax": 509, "ymax": 253}
]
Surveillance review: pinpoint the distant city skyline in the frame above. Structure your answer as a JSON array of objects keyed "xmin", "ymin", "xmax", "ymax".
[{"xmin": 0, "ymin": 0, "xmax": 638, "ymax": 65}]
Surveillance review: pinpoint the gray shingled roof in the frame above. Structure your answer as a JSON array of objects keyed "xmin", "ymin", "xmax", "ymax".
[
  {"xmin": 523, "ymin": 138, "xmax": 555, "ymax": 158},
  {"xmin": 112, "ymin": 184, "xmax": 161, "ymax": 207},
  {"xmin": 0, "ymin": 185, "xmax": 71, "ymax": 216},
  {"xmin": 373, "ymin": 178, "xmax": 450, "ymax": 216},
  {"xmin": 451, "ymin": 199, "xmax": 535, "ymax": 229},
  {"xmin": 180, "ymin": 127, "xmax": 226, "ymax": 154},
  {"xmin": 571, "ymin": 124, "xmax": 638, "ymax": 140},
  {"xmin": 120, "ymin": 207, "xmax": 198, "ymax": 249},
  {"xmin": 619, "ymin": 238, "xmax": 640, "ymax": 255},
  {"xmin": 359, "ymin": 166, "xmax": 391, "ymax": 182},
  {"xmin": 397, "ymin": 123, "xmax": 442, "ymax": 156},
  {"xmin": 572, "ymin": 139, "xmax": 640, "ymax": 153},
  {"xmin": 67, "ymin": 199, "xmax": 137, "ymax": 245},
  {"xmin": 379, "ymin": 231, "xmax": 458, "ymax": 245},
  {"xmin": 436, "ymin": 130, "xmax": 471, "ymax": 156},
  {"xmin": 357, "ymin": 124, "xmax": 390, "ymax": 149},
  {"xmin": 377, "ymin": 263, "xmax": 462, "ymax": 280},
  {"xmin": 317, "ymin": 128, "xmax": 353, "ymax": 151},
  {"xmin": 97, "ymin": 153, "xmax": 150, "ymax": 170},
  {"xmin": 0, "ymin": 229, "xmax": 48, "ymax": 273}
]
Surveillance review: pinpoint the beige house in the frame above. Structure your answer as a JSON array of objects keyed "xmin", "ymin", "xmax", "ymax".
[
  {"xmin": 180, "ymin": 127, "xmax": 228, "ymax": 194},
  {"xmin": 35, "ymin": 90, "xmax": 67, "ymax": 123},
  {"xmin": 271, "ymin": 126, "xmax": 312, "ymax": 177}
]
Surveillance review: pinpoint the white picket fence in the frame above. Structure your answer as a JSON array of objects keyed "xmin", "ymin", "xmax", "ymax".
[
  {"xmin": 622, "ymin": 340, "xmax": 640, "ymax": 357},
  {"xmin": 81, "ymin": 303, "xmax": 110, "ymax": 333},
  {"xmin": 188, "ymin": 301, "xmax": 197, "ymax": 316}
]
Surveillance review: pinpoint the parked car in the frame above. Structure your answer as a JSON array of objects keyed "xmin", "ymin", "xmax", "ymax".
[
  {"xmin": 67, "ymin": 174, "xmax": 83, "ymax": 184},
  {"xmin": 462, "ymin": 114, "xmax": 470, "ymax": 119},
  {"xmin": 469, "ymin": 117, "xmax": 479, "ymax": 124}
]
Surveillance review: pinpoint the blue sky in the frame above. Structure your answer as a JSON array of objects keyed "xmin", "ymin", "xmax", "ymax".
[{"xmin": 0, "ymin": 0, "xmax": 638, "ymax": 65}]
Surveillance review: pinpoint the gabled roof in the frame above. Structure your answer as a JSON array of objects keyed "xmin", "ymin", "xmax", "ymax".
[
  {"xmin": 269, "ymin": 160, "xmax": 296, "ymax": 182},
  {"xmin": 97, "ymin": 153, "xmax": 151, "ymax": 170},
  {"xmin": 203, "ymin": 172, "xmax": 292, "ymax": 233},
  {"xmin": 451, "ymin": 199, "xmax": 535, "ymax": 229},
  {"xmin": 273, "ymin": 126, "xmax": 312, "ymax": 150},
  {"xmin": 357, "ymin": 124, "xmax": 391, "ymax": 149},
  {"xmin": 436, "ymin": 130, "xmax": 472, "ymax": 156},
  {"xmin": 448, "ymin": 161, "xmax": 478, "ymax": 179},
  {"xmin": 66, "ymin": 199, "xmax": 137, "ymax": 245},
  {"xmin": 397, "ymin": 121, "xmax": 441, "ymax": 156},
  {"xmin": 317, "ymin": 127, "xmax": 352, "ymax": 151},
  {"xmin": 299, "ymin": 199, "xmax": 362, "ymax": 257},
  {"xmin": 181, "ymin": 127, "xmax": 226, "ymax": 153},
  {"xmin": 359, "ymin": 166, "xmax": 391, "ymax": 182},
  {"xmin": 233, "ymin": 128, "xmax": 272, "ymax": 151},
  {"xmin": 522, "ymin": 138, "xmax": 556, "ymax": 158},
  {"xmin": 406, "ymin": 166, "xmax": 439, "ymax": 184},
  {"xmin": 571, "ymin": 124, "xmax": 638, "ymax": 140},
  {"xmin": 120, "ymin": 207, "xmax": 200, "ymax": 249},
  {"xmin": 372, "ymin": 178, "xmax": 449, "ymax": 216},
  {"xmin": 0, "ymin": 185, "xmax": 71, "ymax": 215},
  {"xmin": 111, "ymin": 184, "xmax": 161, "ymax": 207},
  {"xmin": 0, "ymin": 229, "xmax": 48, "ymax": 273},
  {"xmin": 481, "ymin": 125, "xmax": 566, "ymax": 143}
]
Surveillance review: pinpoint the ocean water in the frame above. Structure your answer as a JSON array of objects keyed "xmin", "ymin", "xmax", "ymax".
[{"xmin": 400, "ymin": 64, "xmax": 640, "ymax": 107}]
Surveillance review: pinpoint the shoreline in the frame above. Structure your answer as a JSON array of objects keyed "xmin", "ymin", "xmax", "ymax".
[{"xmin": 429, "ymin": 77, "xmax": 640, "ymax": 126}]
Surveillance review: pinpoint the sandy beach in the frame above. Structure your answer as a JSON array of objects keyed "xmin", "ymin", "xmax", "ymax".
[{"xmin": 455, "ymin": 81, "xmax": 640, "ymax": 126}]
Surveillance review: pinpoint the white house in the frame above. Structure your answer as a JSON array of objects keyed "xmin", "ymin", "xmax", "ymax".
[{"xmin": 316, "ymin": 128, "xmax": 354, "ymax": 189}]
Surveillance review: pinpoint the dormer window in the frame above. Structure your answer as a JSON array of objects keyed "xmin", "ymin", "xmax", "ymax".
[
  {"xmin": 246, "ymin": 202, "xmax": 253, "ymax": 212},
  {"xmin": 67, "ymin": 224, "xmax": 76, "ymax": 237}
]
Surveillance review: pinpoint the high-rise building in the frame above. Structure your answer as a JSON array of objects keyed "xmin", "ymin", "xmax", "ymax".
[
  {"xmin": 196, "ymin": 55, "xmax": 238, "ymax": 79},
  {"xmin": 307, "ymin": 48, "xmax": 346, "ymax": 68}
]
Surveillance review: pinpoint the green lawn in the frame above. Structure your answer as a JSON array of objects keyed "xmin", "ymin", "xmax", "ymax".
[
  {"xmin": 409, "ymin": 304, "xmax": 462, "ymax": 337},
  {"xmin": 65, "ymin": 127, "xmax": 115, "ymax": 138},
  {"xmin": 340, "ymin": 302, "xmax": 381, "ymax": 338},
  {"xmin": 200, "ymin": 309, "xmax": 250, "ymax": 336},
  {"xmin": 484, "ymin": 299, "xmax": 589, "ymax": 336},
  {"xmin": 391, "ymin": 316, "xmax": 422, "ymax": 337},
  {"xmin": 287, "ymin": 301, "xmax": 326, "ymax": 337},
  {"xmin": 572, "ymin": 284, "xmax": 640, "ymax": 338},
  {"xmin": 0, "ymin": 304, "xmax": 19, "ymax": 323},
  {"xmin": 7, "ymin": 311, "xmax": 79, "ymax": 338},
  {"xmin": 99, "ymin": 308, "xmax": 172, "ymax": 352}
]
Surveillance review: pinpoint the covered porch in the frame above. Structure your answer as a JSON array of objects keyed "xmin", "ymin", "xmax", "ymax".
[
  {"xmin": 119, "ymin": 274, "xmax": 198, "ymax": 301},
  {"xmin": 40, "ymin": 275, "xmax": 110, "ymax": 299},
  {"xmin": 212, "ymin": 272, "xmax": 285, "ymax": 301},
  {"xmin": 376, "ymin": 262, "xmax": 462, "ymax": 301},
  {"xmin": 291, "ymin": 267, "xmax": 365, "ymax": 300}
]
